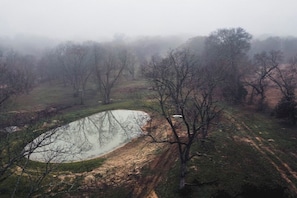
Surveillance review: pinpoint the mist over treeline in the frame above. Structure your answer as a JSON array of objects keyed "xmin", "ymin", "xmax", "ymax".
[
  {"xmin": 0, "ymin": 34, "xmax": 59, "ymax": 56},
  {"xmin": 1, "ymin": 33, "xmax": 297, "ymax": 61},
  {"xmin": 0, "ymin": 34, "xmax": 187, "ymax": 57},
  {"xmin": 184, "ymin": 35, "xmax": 297, "ymax": 62},
  {"xmin": 1, "ymin": 30, "xmax": 297, "ymax": 99}
]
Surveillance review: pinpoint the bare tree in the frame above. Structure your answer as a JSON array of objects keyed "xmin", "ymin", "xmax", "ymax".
[
  {"xmin": 55, "ymin": 42, "xmax": 92, "ymax": 105},
  {"xmin": 269, "ymin": 55, "xmax": 297, "ymax": 124},
  {"xmin": 93, "ymin": 44, "xmax": 130, "ymax": 104},
  {"xmin": 0, "ymin": 50, "xmax": 35, "ymax": 109},
  {"xmin": 37, "ymin": 49, "xmax": 61, "ymax": 84},
  {"xmin": 246, "ymin": 50, "xmax": 282, "ymax": 110},
  {"xmin": 0, "ymin": 126, "xmax": 67, "ymax": 197},
  {"xmin": 144, "ymin": 49, "xmax": 220, "ymax": 190}
]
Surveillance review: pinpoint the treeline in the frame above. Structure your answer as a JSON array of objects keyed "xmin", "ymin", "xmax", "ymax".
[
  {"xmin": 177, "ymin": 29, "xmax": 297, "ymax": 125},
  {"xmin": 0, "ymin": 36, "xmax": 184, "ymax": 107},
  {"xmin": 185, "ymin": 34, "xmax": 297, "ymax": 62},
  {"xmin": 250, "ymin": 36, "xmax": 297, "ymax": 61},
  {"xmin": 1, "ymin": 29, "xmax": 297, "ymax": 124}
]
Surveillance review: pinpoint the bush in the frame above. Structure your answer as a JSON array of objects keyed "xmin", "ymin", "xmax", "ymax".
[
  {"xmin": 222, "ymin": 82, "xmax": 248, "ymax": 104},
  {"xmin": 274, "ymin": 96, "xmax": 297, "ymax": 125}
]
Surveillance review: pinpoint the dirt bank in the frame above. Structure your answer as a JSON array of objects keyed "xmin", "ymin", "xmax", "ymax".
[{"xmin": 60, "ymin": 118, "xmax": 178, "ymax": 197}]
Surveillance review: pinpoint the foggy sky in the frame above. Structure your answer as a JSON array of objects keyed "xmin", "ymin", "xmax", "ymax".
[{"xmin": 0, "ymin": 0, "xmax": 297, "ymax": 41}]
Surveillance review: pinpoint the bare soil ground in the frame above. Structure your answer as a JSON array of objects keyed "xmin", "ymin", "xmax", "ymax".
[{"xmin": 58, "ymin": 118, "xmax": 178, "ymax": 198}]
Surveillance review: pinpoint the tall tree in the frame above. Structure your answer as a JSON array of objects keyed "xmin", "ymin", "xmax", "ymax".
[
  {"xmin": 37, "ymin": 49, "xmax": 61, "ymax": 83},
  {"xmin": 55, "ymin": 42, "xmax": 92, "ymax": 105},
  {"xmin": 204, "ymin": 27, "xmax": 252, "ymax": 103},
  {"xmin": 144, "ymin": 49, "xmax": 220, "ymax": 190},
  {"xmin": 93, "ymin": 44, "xmax": 130, "ymax": 104}
]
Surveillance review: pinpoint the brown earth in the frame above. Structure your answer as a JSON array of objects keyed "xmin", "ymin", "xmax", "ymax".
[{"xmin": 58, "ymin": 118, "xmax": 178, "ymax": 198}]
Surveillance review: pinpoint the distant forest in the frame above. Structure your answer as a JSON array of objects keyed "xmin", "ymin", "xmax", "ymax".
[
  {"xmin": 187, "ymin": 35, "xmax": 297, "ymax": 62},
  {"xmin": 1, "ymin": 34, "xmax": 297, "ymax": 61},
  {"xmin": 1, "ymin": 30, "xmax": 297, "ymax": 112}
]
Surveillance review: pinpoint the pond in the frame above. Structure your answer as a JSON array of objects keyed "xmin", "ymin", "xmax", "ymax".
[{"xmin": 24, "ymin": 110, "xmax": 150, "ymax": 163}]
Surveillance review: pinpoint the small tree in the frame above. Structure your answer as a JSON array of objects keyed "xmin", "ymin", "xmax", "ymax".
[
  {"xmin": 144, "ymin": 49, "xmax": 220, "ymax": 190},
  {"xmin": 93, "ymin": 44, "xmax": 131, "ymax": 104},
  {"xmin": 246, "ymin": 50, "xmax": 282, "ymax": 111},
  {"xmin": 0, "ymin": 126, "xmax": 70, "ymax": 197},
  {"xmin": 269, "ymin": 55, "xmax": 297, "ymax": 124},
  {"xmin": 55, "ymin": 42, "xmax": 92, "ymax": 105}
]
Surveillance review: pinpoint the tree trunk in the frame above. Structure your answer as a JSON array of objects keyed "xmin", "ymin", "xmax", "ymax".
[
  {"xmin": 258, "ymin": 93, "xmax": 265, "ymax": 111},
  {"xmin": 80, "ymin": 90, "xmax": 84, "ymax": 105},
  {"xmin": 179, "ymin": 161, "xmax": 187, "ymax": 190},
  {"xmin": 104, "ymin": 89, "xmax": 110, "ymax": 104},
  {"xmin": 248, "ymin": 87, "xmax": 255, "ymax": 105}
]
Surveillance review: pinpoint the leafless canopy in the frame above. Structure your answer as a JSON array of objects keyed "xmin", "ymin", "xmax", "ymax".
[{"xmin": 144, "ymin": 49, "xmax": 221, "ymax": 189}]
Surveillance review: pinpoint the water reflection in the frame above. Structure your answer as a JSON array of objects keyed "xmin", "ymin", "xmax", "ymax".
[{"xmin": 25, "ymin": 110, "xmax": 150, "ymax": 163}]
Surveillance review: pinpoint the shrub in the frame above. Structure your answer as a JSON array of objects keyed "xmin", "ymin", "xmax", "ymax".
[{"xmin": 274, "ymin": 96, "xmax": 297, "ymax": 125}]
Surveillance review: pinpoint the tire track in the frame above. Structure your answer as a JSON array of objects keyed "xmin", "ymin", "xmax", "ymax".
[{"xmin": 225, "ymin": 112, "xmax": 297, "ymax": 195}]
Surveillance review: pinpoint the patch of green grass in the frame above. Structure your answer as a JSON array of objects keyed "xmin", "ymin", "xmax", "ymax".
[
  {"xmin": 55, "ymin": 99, "xmax": 150, "ymax": 125},
  {"xmin": 157, "ymin": 138, "xmax": 284, "ymax": 197},
  {"xmin": 8, "ymin": 79, "xmax": 151, "ymax": 112},
  {"xmin": 10, "ymin": 82, "xmax": 77, "ymax": 111},
  {"xmin": 156, "ymin": 107, "xmax": 295, "ymax": 197},
  {"xmin": 26, "ymin": 157, "xmax": 105, "ymax": 173},
  {"xmin": 224, "ymin": 106, "xmax": 297, "ymax": 172},
  {"xmin": 68, "ymin": 186, "xmax": 132, "ymax": 198},
  {"xmin": 0, "ymin": 175, "xmax": 32, "ymax": 198}
]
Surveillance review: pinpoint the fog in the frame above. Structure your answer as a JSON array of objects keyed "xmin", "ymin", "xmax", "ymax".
[{"xmin": 1, "ymin": 0, "xmax": 297, "ymax": 42}]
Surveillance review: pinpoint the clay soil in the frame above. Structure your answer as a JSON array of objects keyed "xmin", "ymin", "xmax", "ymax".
[{"xmin": 60, "ymin": 118, "xmax": 178, "ymax": 198}]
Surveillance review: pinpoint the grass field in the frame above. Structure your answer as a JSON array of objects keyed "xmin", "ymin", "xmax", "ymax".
[{"xmin": 6, "ymin": 79, "xmax": 149, "ymax": 112}]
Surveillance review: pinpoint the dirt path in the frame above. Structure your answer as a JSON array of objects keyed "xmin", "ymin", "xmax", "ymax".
[{"xmin": 224, "ymin": 112, "xmax": 297, "ymax": 195}]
